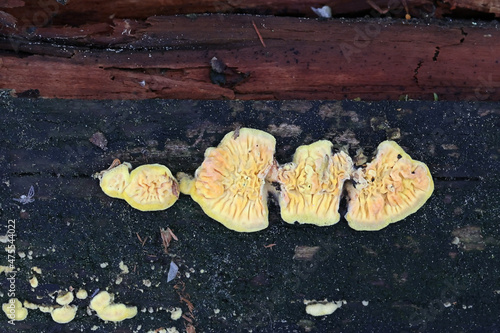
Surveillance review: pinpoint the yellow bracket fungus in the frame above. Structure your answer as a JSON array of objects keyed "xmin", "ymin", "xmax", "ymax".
[
  {"xmin": 51, "ymin": 305, "xmax": 77, "ymax": 324},
  {"xmin": 90, "ymin": 291, "xmax": 137, "ymax": 322},
  {"xmin": 178, "ymin": 128, "xmax": 276, "ymax": 232},
  {"xmin": 2, "ymin": 298, "xmax": 28, "ymax": 321},
  {"xmin": 56, "ymin": 291, "xmax": 74, "ymax": 306},
  {"xmin": 122, "ymin": 164, "xmax": 179, "ymax": 211},
  {"xmin": 345, "ymin": 141, "xmax": 434, "ymax": 231},
  {"xmin": 97, "ymin": 159, "xmax": 132, "ymax": 199},
  {"xmin": 277, "ymin": 140, "xmax": 353, "ymax": 226}
]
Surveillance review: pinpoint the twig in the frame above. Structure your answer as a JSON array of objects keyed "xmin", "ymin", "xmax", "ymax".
[
  {"xmin": 136, "ymin": 232, "xmax": 148, "ymax": 247},
  {"xmin": 252, "ymin": 20, "xmax": 266, "ymax": 47},
  {"xmin": 160, "ymin": 227, "xmax": 178, "ymax": 253}
]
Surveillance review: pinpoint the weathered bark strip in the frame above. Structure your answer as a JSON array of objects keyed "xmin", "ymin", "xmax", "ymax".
[
  {"xmin": 0, "ymin": 0, "xmax": 497, "ymax": 27},
  {"xmin": 1, "ymin": 15, "xmax": 499, "ymax": 101}
]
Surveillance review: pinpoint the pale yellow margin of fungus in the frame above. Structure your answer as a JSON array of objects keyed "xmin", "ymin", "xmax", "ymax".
[
  {"xmin": 2, "ymin": 298, "xmax": 28, "ymax": 321},
  {"xmin": 122, "ymin": 164, "xmax": 180, "ymax": 211},
  {"xmin": 345, "ymin": 140, "xmax": 434, "ymax": 231},
  {"xmin": 178, "ymin": 128, "xmax": 276, "ymax": 232},
  {"xmin": 96, "ymin": 159, "xmax": 132, "ymax": 199},
  {"xmin": 90, "ymin": 291, "xmax": 137, "ymax": 322},
  {"xmin": 277, "ymin": 140, "xmax": 353, "ymax": 226}
]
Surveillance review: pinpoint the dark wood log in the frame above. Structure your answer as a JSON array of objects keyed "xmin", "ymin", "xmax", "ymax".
[
  {"xmin": 0, "ymin": 0, "xmax": 498, "ymax": 27},
  {"xmin": 2, "ymin": 97, "xmax": 499, "ymax": 332},
  {"xmin": 1, "ymin": 15, "xmax": 500, "ymax": 101}
]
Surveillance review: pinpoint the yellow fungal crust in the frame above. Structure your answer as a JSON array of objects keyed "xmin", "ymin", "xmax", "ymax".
[
  {"xmin": 51, "ymin": 305, "xmax": 77, "ymax": 324},
  {"xmin": 90, "ymin": 291, "xmax": 137, "ymax": 322},
  {"xmin": 122, "ymin": 164, "xmax": 179, "ymax": 211},
  {"xmin": 345, "ymin": 141, "xmax": 434, "ymax": 231},
  {"xmin": 277, "ymin": 140, "xmax": 353, "ymax": 226},
  {"xmin": 56, "ymin": 291, "xmax": 74, "ymax": 306},
  {"xmin": 98, "ymin": 160, "xmax": 132, "ymax": 199},
  {"xmin": 2, "ymin": 298, "xmax": 28, "ymax": 321},
  {"xmin": 178, "ymin": 128, "xmax": 276, "ymax": 232}
]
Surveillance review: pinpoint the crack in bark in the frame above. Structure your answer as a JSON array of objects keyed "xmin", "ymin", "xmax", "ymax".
[
  {"xmin": 413, "ymin": 60, "xmax": 423, "ymax": 86},
  {"xmin": 432, "ymin": 46, "xmax": 440, "ymax": 61}
]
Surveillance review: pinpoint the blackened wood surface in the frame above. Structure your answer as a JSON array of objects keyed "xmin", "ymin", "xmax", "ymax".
[
  {"xmin": 1, "ymin": 15, "xmax": 500, "ymax": 101},
  {"xmin": 1, "ymin": 97, "xmax": 499, "ymax": 332}
]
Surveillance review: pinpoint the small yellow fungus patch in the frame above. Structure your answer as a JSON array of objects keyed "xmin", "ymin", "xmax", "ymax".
[
  {"xmin": 169, "ymin": 307, "xmax": 182, "ymax": 320},
  {"xmin": 304, "ymin": 299, "xmax": 343, "ymax": 316},
  {"xmin": 178, "ymin": 128, "xmax": 276, "ymax": 232},
  {"xmin": 0, "ymin": 266, "xmax": 14, "ymax": 274},
  {"xmin": 29, "ymin": 276, "xmax": 38, "ymax": 288},
  {"xmin": 97, "ymin": 159, "xmax": 132, "ymax": 199},
  {"xmin": 56, "ymin": 291, "xmax": 74, "ymax": 306},
  {"xmin": 90, "ymin": 291, "xmax": 137, "ymax": 322},
  {"xmin": 345, "ymin": 141, "xmax": 434, "ymax": 231},
  {"xmin": 76, "ymin": 289, "xmax": 88, "ymax": 300},
  {"xmin": 51, "ymin": 305, "xmax": 77, "ymax": 324},
  {"xmin": 2, "ymin": 298, "xmax": 28, "ymax": 321},
  {"xmin": 277, "ymin": 140, "xmax": 353, "ymax": 226},
  {"xmin": 122, "ymin": 164, "xmax": 179, "ymax": 211}
]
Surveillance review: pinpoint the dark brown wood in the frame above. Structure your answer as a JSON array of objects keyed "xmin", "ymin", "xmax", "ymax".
[
  {"xmin": 0, "ymin": 0, "xmax": 498, "ymax": 27},
  {"xmin": 1, "ymin": 15, "xmax": 499, "ymax": 101}
]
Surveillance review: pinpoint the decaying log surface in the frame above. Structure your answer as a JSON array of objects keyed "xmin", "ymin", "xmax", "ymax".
[
  {"xmin": 1, "ymin": 15, "xmax": 500, "ymax": 101},
  {"xmin": 0, "ymin": 0, "xmax": 498, "ymax": 25},
  {"xmin": 1, "ymin": 97, "xmax": 499, "ymax": 332}
]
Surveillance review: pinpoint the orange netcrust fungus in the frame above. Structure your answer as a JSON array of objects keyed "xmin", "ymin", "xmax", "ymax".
[
  {"xmin": 122, "ymin": 164, "xmax": 179, "ymax": 211},
  {"xmin": 345, "ymin": 140, "xmax": 434, "ymax": 231},
  {"xmin": 97, "ymin": 159, "xmax": 132, "ymax": 199},
  {"xmin": 277, "ymin": 140, "xmax": 353, "ymax": 226},
  {"xmin": 178, "ymin": 128, "xmax": 276, "ymax": 232}
]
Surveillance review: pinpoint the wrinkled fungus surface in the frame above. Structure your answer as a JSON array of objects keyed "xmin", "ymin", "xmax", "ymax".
[
  {"xmin": 98, "ymin": 160, "xmax": 132, "ymax": 199},
  {"xmin": 277, "ymin": 140, "xmax": 353, "ymax": 226},
  {"xmin": 122, "ymin": 164, "xmax": 179, "ymax": 211},
  {"xmin": 345, "ymin": 140, "xmax": 434, "ymax": 231},
  {"xmin": 178, "ymin": 128, "xmax": 276, "ymax": 232}
]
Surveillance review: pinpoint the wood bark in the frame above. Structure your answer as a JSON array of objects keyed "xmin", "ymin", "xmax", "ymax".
[{"xmin": 1, "ymin": 15, "xmax": 499, "ymax": 101}]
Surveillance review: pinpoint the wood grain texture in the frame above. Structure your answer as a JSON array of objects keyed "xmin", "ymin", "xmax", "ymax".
[{"xmin": 1, "ymin": 15, "xmax": 499, "ymax": 101}]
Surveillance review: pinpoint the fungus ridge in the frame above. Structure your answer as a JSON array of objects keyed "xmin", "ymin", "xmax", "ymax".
[
  {"xmin": 278, "ymin": 140, "xmax": 353, "ymax": 226},
  {"xmin": 185, "ymin": 128, "xmax": 276, "ymax": 232},
  {"xmin": 346, "ymin": 141, "xmax": 433, "ymax": 231}
]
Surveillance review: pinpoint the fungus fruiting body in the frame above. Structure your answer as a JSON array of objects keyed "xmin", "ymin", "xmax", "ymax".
[
  {"xmin": 345, "ymin": 141, "xmax": 434, "ymax": 231},
  {"xmin": 122, "ymin": 164, "xmax": 179, "ymax": 211},
  {"xmin": 90, "ymin": 291, "xmax": 137, "ymax": 322},
  {"xmin": 178, "ymin": 128, "xmax": 276, "ymax": 232},
  {"xmin": 56, "ymin": 291, "xmax": 74, "ymax": 306},
  {"xmin": 51, "ymin": 305, "xmax": 77, "ymax": 324},
  {"xmin": 277, "ymin": 140, "xmax": 353, "ymax": 226},
  {"xmin": 98, "ymin": 159, "xmax": 132, "ymax": 199},
  {"xmin": 2, "ymin": 298, "xmax": 28, "ymax": 321}
]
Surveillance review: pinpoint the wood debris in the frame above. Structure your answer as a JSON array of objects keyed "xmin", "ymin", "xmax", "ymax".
[{"xmin": 160, "ymin": 227, "xmax": 178, "ymax": 254}]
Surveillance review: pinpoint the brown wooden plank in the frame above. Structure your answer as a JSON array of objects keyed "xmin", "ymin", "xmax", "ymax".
[
  {"xmin": 0, "ymin": 0, "xmax": 498, "ymax": 28},
  {"xmin": 1, "ymin": 15, "xmax": 499, "ymax": 101}
]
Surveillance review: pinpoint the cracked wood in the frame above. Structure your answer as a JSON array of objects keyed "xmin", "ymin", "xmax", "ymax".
[{"xmin": 0, "ymin": 15, "xmax": 499, "ymax": 100}]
